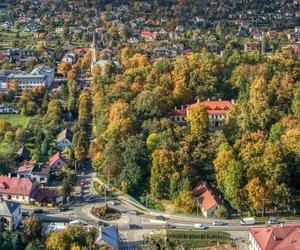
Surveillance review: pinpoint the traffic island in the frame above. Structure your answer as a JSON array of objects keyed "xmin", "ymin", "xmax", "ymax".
[{"xmin": 91, "ymin": 205, "xmax": 121, "ymax": 221}]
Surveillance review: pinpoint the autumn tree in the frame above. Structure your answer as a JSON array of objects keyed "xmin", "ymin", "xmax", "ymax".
[
  {"xmin": 150, "ymin": 149, "xmax": 176, "ymax": 199},
  {"xmin": 187, "ymin": 104, "xmax": 209, "ymax": 139}
]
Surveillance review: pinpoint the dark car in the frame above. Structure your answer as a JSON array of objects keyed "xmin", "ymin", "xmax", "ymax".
[
  {"xmin": 129, "ymin": 224, "xmax": 142, "ymax": 229},
  {"xmin": 33, "ymin": 209, "xmax": 44, "ymax": 213},
  {"xmin": 59, "ymin": 206, "xmax": 68, "ymax": 212},
  {"xmin": 22, "ymin": 211, "xmax": 30, "ymax": 217},
  {"xmin": 163, "ymin": 224, "xmax": 176, "ymax": 229},
  {"xmin": 97, "ymin": 221, "xmax": 109, "ymax": 227},
  {"xmin": 86, "ymin": 197, "xmax": 97, "ymax": 203},
  {"xmin": 156, "ymin": 215, "xmax": 166, "ymax": 220}
]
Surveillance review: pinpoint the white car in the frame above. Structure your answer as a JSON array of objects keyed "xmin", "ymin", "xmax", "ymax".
[
  {"xmin": 194, "ymin": 223, "xmax": 207, "ymax": 230},
  {"xmin": 213, "ymin": 220, "xmax": 224, "ymax": 226}
]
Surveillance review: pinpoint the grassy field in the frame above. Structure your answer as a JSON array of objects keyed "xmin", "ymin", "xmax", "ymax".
[{"xmin": 0, "ymin": 114, "xmax": 31, "ymax": 127}]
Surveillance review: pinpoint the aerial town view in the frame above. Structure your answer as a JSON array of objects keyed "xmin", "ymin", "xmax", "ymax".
[{"xmin": 0, "ymin": 0, "xmax": 300, "ymax": 249}]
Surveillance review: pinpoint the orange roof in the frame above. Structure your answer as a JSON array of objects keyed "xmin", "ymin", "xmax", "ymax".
[
  {"xmin": 48, "ymin": 152, "xmax": 67, "ymax": 167},
  {"xmin": 17, "ymin": 161, "xmax": 36, "ymax": 173},
  {"xmin": 249, "ymin": 224, "xmax": 300, "ymax": 250},
  {"xmin": 188, "ymin": 100, "xmax": 233, "ymax": 115},
  {"xmin": 194, "ymin": 182, "xmax": 221, "ymax": 211}
]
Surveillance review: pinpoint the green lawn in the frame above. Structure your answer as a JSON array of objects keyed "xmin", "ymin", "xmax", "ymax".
[{"xmin": 0, "ymin": 114, "xmax": 31, "ymax": 127}]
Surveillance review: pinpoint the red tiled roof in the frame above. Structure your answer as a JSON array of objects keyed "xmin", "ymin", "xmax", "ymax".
[
  {"xmin": 17, "ymin": 161, "xmax": 36, "ymax": 173},
  {"xmin": 169, "ymin": 107, "xmax": 187, "ymax": 116},
  {"xmin": 48, "ymin": 152, "xmax": 67, "ymax": 167},
  {"xmin": 188, "ymin": 100, "xmax": 233, "ymax": 115},
  {"xmin": 170, "ymin": 100, "xmax": 233, "ymax": 117},
  {"xmin": 194, "ymin": 182, "xmax": 221, "ymax": 211},
  {"xmin": 249, "ymin": 224, "xmax": 300, "ymax": 250},
  {"xmin": 0, "ymin": 176, "xmax": 35, "ymax": 196}
]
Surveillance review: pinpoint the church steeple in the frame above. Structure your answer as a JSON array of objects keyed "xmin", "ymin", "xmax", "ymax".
[{"xmin": 91, "ymin": 32, "xmax": 98, "ymax": 68}]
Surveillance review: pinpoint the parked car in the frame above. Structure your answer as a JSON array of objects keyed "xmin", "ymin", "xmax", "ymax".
[
  {"xmin": 128, "ymin": 210, "xmax": 139, "ymax": 215},
  {"xmin": 163, "ymin": 223, "xmax": 176, "ymax": 229},
  {"xmin": 267, "ymin": 217, "xmax": 280, "ymax": 225},
  {"xmin": 33, "ymin": 209, "xmax": 44, "ymax": 213},
  {"xmin": 129, "ymin": 224, "xmax": 142, "ymax": 229},
  {"xmin": 156, "ymin": 215, "xmax": 166, "ymax": 220},
  {"xmin": 59, "ymin": 206, "xmax": 68, "ymax": 212},
  {"xmin": 213, "ymin": 220, "xmax": 224, "ymax": 226},
  {"xmin": 97, "ymin": 221, "xmax": 109, "ymax": 227},
  {"xmin": 21, "ymin": 211, "xmax": 30, "ymax": 217},
  {"xmin": 86, "ymin": 197, "xmax": 97, "ymax": 203},
  {"xmin": 240, "ymin": 217, "xmax": 256, "ymax": 225},
  {"xmin": 194, "ymin": 223, "xmax": 207, "ymax": 230},
  {"xmin": 107, "ymin": 201, "xmax": 117, "ymax": 206}
]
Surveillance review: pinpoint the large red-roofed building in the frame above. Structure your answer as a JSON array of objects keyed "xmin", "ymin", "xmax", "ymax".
[
  {"xmin": 249, "ymin": 224, "xmax": 300, "ymax": 250},
  {"xmin": 169, "ymin": 99, "xmax": 234, "ymax": 128},
  {"xmin": 0, "ymin": 176, "xmax": 38, "ymax": 204}
]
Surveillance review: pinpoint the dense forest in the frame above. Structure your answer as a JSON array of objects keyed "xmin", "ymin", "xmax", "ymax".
[{"xmin": 88, "ymin": 47, "xmax": 300, "ymax": 214}]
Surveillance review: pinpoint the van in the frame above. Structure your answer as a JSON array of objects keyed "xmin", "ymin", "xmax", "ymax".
[
  {"xmin": 69, "ymin": 220, "xmax": 81, "ymax": 225},
  {"xmin": 194, "ymin": 223, "xmax": 207, "ymax": 230},
  {"xmin": 240, "ymin": 217, "xmax": 255, "ymax": 225}
]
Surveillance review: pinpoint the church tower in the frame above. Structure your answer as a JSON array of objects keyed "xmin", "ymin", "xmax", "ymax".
[{"xmin": 91, "ymin": 32, "xmax": 98, "ymax": 69}]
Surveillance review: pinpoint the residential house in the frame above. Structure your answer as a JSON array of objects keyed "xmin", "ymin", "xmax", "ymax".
[
  {"xmin": 0, "ymin": 200, "xmax": 22, "ymax": 231},
  {"xmin": 249, "ymin": 224, "xmax": 300, "ymax": 250},
  {"xmin": 61, "ymin": 52, "xmax": 76, "ymax": 64},
  {"xmin": 140, "ymin": 31, "xmax": 156, "ymax": 42},
  {"xmin": 15, "ymin": 147, "xmax": 30, "ymax": 163},
  {"xmin": 194, "ymin": 182, "xmax": 222, "ymax": 218},
  {"xmin": 56, "ymin": 128, "xmax": 73, "ymax": 151},
  {"xmin": 0, "ymin": 176, "xmax": 38, "ymax": 204},
  {"xmin": 0, "ymin": 104, "xmax": 18, "ymax": 113},
  {"xmin": 49, "ymin": 152, "xmax": 68, "ymax": 172},
  {"xmin": 17, "ymin": 161, "xmax": 50, "ymax": 185},
  {"xmin": 175, "ymin": 25, "xmax": 185, "ymax": 33},
  {"xmin": 96, "ymin": 225, "xmax": 120, "ymax": 249},
  {"xmin": 244, "ymin": 42, "xmax": 259, "ymax": 52}
]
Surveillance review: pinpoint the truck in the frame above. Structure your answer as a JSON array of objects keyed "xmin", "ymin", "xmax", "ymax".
[{"xmin": 240, "ymin": 217, "xmax": 255, "ymax": 225}]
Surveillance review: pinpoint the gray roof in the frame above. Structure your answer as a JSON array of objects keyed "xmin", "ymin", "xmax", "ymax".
[
  {"xmin": 32, "ymin": 163, "xmax": 51, "ymax": 176},
  {"xmin": 0, "ymin": 200, "xmax": 20, "ymax": 216},
  {"xmin": 101, "ymin": 225, "xmax": 120, "ymax": 249}
]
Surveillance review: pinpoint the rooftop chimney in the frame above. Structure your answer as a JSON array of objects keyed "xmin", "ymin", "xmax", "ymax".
[
  {"xmin": 197, "ymin": 98, "xmax": 200, "ymax": 104},
  {"xmin": 218, "ymin": 98, "xmax": 222, "ymax": 101},
  {"xmin": 231, "ymin": 99, "xmax": 235, "ymax": 104}
]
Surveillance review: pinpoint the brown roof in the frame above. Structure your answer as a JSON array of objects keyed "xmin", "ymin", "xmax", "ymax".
[
  {"xmin": 249, "ymin": 224, "xmax": 300, "ymax": 250},
  {"xmin": 56, "ymin": 128, "xmax": 73, "ymax": 144},
  {"xmin": 194, "ymin": 182, "xmax": 221, "ymax": 211}
]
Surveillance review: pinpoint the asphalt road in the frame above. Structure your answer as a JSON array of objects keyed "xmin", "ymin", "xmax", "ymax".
[{"xmin": 22, "ymin": 172, "xmax": 299, "ymax": 244}]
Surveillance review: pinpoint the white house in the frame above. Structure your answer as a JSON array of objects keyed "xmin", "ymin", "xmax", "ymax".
[{"xmin": 56, "ymin": 128, "xmax": 73, "ymax": 151}]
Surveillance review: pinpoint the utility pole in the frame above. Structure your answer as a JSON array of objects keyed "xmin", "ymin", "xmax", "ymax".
[{"xmin": 196, "ymin": 197, "xmax": 199, "ymax": 217}]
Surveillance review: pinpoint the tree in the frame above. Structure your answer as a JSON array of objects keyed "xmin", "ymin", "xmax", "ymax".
[
  {"xmin": 246, "ymin": 177, "xmax": 267, "ymax": 212},
  {"xmin": 150, "ymin": 149, "xmax": 176, "ymax": 199},
  {"xmin": 187, "ymin": 104, "xmax": 209, "ymax": 139},
  {"xmin": 25, "ymin": 239, "xmax": 44, "ymax": 250},
  {"xmin": 60, "ymin": 171, "xmax": 75, "ymax": 203},
  {"xmin": 174, "ymin": 190, "xmax": 195, "ymax": 213},
  {"xmin": 57, "ymin": 62, "xmax": 72, "ymax": 77},
  {"xmin": 24, "ymin": 216, "xmax": 42, "ymax": 240}
]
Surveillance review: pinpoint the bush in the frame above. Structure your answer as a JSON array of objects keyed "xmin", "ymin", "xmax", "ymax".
[
  {"xmin": 91, "ymin": 206, "xmax": 120, "ymax": 221},
  {"xmin": 214, "ymin": 206, "xmax": 227, "ymax": 218}
]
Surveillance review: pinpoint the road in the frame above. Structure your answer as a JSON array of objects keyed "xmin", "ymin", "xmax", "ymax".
[{"xmin": 22, "ymin": 171, "xmax": 299, "ymax": 245}]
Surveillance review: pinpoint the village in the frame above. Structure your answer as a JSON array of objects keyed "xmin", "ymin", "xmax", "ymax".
[{"xmin": 0, "ymin": 0, "xmax": 300, "ymax": 249}]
